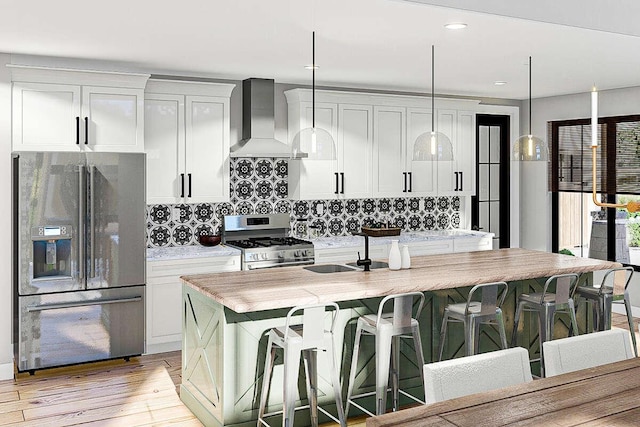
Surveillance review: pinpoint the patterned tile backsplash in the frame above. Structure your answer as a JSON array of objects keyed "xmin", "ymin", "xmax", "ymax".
[{"xmin": 146, "ymin": 158, "xmax": 463, "ymax": 247}]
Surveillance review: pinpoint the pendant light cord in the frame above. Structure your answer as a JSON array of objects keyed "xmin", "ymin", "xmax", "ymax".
[
  {"xmin": 312, "ymin": 31, "xmax": 315, "ymax": 130},
  {"xmin": 431, "ymin": 45, "xmax": 435, "ymax": 132},
  {"xmin": 528, "ymin": 56, "xmax": 532, "ymax": 135}
]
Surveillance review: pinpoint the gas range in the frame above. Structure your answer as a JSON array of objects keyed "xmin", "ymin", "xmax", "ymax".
[{"xmin": 222, "ymin": 214, "xmax": 314, "ymax": 270}]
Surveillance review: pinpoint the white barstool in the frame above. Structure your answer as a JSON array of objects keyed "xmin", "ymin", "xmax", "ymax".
[
  {"xmin": 573, "ymin": 267, "xmax": 637, "ymax": 357},
  {"xmin": 345, "ymin": 292, "xmax": 425, "ymax": 417},
  {"xmin": 438, "ymin": 282, "xmax": 509, "ymax": 360},
  {"xmin": 257, "ymin": 303, "xmax": 346, "ymax": 427},
  {"xmin": 511, "ymin": 273, "xmax": 580, "ymax": 377}
]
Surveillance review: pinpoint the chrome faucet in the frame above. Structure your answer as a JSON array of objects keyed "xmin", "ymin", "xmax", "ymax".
[{"xmin": 354, "ymin": 232, "xmax": 372, "ymax": 272}]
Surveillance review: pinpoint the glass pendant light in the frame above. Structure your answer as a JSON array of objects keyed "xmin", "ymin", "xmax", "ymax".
[
  {"xmin": 291, "ymin": 31, "xmax": 336, "ymax": 160},
  {"xmin": 512, "ymin": 56, "xmax": 548, "ymax": 161},
  {"xmin": 413, "ymin": 45, "xmax": 454, "ymax": 161}
]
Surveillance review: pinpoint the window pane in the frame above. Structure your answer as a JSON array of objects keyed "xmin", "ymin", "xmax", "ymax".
[
  {"xmin": 616, "ymin": 122, "xmax": 640, "ymax": 195},
  {"xmin": 558, "ymin": 192, "xmax": 595, "ymax": 258},
  {"xmin": 617, "ymin": 194, "xmax": 640, "ymax": 266}
]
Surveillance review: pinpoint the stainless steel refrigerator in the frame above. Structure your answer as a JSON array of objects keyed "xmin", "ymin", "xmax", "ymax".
[{"xmin": 12, "ymin": 152, "xmax": 146, "ymax": 372}]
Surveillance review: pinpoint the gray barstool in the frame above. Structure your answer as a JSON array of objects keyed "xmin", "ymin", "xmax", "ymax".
[
  {"xmin": 573, "ymin": 266, "xmax": 636, "ymax": 356},
  {"xmin": 438, "ymin": 282, "xmax": 509, "ymax": 360},
  {"xmin": 511, "ymin": 273, "xmax": 580, "ymax": 377},
  {"xmin": 258, "ymin": 303, "xmax": 346, "ymax": 427},
  {"xmin": 345, "ymin": 292, "xmax": 425, "ymax": 417}
]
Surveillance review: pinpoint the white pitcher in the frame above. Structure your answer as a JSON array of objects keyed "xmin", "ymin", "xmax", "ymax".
[
  {"xmin": 388, "ymin": 239, "xmax": 402, "ymax": 270},
  {"xmin": 401, "ymin": 244, "xmax": 411, "ymax": 269}
]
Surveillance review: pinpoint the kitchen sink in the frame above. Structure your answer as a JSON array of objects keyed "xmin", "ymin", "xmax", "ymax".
[
  {"xmin": 346, "ymin": 261, "xmax": 389, "ymax": 270},
  {"xmin": 303, "ymin": 264, "xmax": 357, "ymax": 273}
]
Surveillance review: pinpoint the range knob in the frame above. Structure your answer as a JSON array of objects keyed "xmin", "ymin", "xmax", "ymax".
[{"xmin": 260, "ymin": 253, "xmax": 268, "ymax": 260}]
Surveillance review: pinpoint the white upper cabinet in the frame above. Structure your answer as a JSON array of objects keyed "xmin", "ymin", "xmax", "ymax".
[
  {"xmin": 287, "ymin": 97, "xmax": 339, "ymax": 200},
  {"xmin": 338, "ymin": 104, "xmax": 373, "ymax": 199},
  {"xmin": 373, "ymin": 105, "xmax": 406, "ymax": 197},
  {"xmin": 287, "ymin": 98, "xmax": 372, "ymax": 200},
  {"xmin": 10, "ymin": 65, "xmax": 149, "ymax": 152},
  {"xmin": 456, "ymin": 111, "xmax": 476, "ymax": 195},
  {"xmin": 145, "ymin": 80, "xmax": 235, "ymax": 204},
  {"xmin": 406, "ymin": 108, "xmax": 436, "ymax": 195},
  {"xmin": 286, "ymin": 88, "xmax": 480, "ymax": 199}
]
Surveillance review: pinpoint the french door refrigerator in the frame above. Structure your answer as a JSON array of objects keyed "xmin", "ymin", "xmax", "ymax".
[{"xmin": 12, "ymin": 152, "xmax": 146, "ymax": 372}]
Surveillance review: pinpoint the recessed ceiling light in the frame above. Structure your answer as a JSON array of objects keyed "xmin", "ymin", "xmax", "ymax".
[
  {"xmin": 304, "ymin": 64, "xmax": 319, "ymax": 70},
  {"xmin": 494, "ymin": 81, "xmax": 507, "ymax": 86},
  {"xmin": 444, "ymin": 22, "xmax": 467, "ymax": 30}
]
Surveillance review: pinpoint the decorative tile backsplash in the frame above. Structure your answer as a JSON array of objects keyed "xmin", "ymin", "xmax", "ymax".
[{"xmin": 146, "ymin": 158, "xmax": 463, "ymax": 247}]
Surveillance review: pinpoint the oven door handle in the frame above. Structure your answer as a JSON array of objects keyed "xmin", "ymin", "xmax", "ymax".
[{"xmin": 245, "ymin": 260, "xmax": 315, "ymax": 270}]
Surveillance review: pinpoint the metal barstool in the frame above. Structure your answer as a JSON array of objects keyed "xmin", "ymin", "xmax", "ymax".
[
  {"xmin": 511, "ymin": 273, "xmax": 580, "ymax": 377},
  {"xmin": 258, "ymin": 303, "xmax": 346, "ymax": 427},
  {"xmin": 438, "ymin": 282, "xmax": 509, "ymax": 361},
  {"xmin": 345, "ymin": 292, "xmax": 425, "ymax": 417},
  {"xmin": 573, "ymin": 266, "xmax": 636, "ymax": 356}
]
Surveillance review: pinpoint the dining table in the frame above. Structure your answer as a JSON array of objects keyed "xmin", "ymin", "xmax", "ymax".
[{"xmin": 366, "ymin": 356, "xmax": 640, "ymax": 426}]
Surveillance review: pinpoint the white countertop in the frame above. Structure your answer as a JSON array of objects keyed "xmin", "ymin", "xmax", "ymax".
[
  {"xmin": 310, "ymin": 230, "xmax": 493, "ymax": 250},
  {"xmin": 147, "ymin": 230, "xmax": 493, "ymax": 261},
  {"xmin": 147, "ymin": 244, "xmax": 241, "ymax": 262}
]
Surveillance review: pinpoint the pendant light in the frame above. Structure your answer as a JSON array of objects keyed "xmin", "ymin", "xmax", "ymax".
[
  {"xmin": 512, "ymin": 56, "xmax": 548, "ymax": 161},
  {"xmin": 589, "ymin": 87, "xmax": 640, "ymax": 212},
  {"xmin": 291, "ymin": 31, "xmax": 336, "ymax": 160},
  {"xmin": 413, "ymin": 45, "xmax": 454, "ymax": 161}
]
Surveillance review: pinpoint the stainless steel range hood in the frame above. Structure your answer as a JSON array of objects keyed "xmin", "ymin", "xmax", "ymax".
[{"xmin": 230, "ymin": 78, "xmax": 307, "ymax": 158}]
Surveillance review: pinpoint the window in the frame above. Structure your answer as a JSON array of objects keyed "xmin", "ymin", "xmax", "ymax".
[{"xmin": 550, "ymin": 115, "xmax": 640, "ymax": 268}]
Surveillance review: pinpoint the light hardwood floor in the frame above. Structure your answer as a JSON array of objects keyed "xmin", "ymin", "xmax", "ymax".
[{"xmin": 0, "ymin": 313, "xmax": 634, "ymax": 427}]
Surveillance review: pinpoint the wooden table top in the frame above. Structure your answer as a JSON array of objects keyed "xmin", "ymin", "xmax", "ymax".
[
  {"xmin": 367, "ymin": 357, "xmax": 640, "ymax": 427},
  {"xmin": 180, "ymin": 248, "xmax": 619, "ymax": 313}
]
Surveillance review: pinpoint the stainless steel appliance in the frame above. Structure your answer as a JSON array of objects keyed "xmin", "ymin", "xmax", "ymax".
[
  {"xmin": 12, "ymin": 152, "xmax": 146, "ymax": 373},
  {"xmin": 222, "ymin": 214, "xmax": 314, "ymax": 270}
]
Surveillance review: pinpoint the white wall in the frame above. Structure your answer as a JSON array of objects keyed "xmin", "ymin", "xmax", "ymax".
[
  {"xmin": 0, "ymin": 53, "xmax": 13, "ymax": 380},
  {"xmin": 522, "ymin": 86, "xmax": 640, "ymax": 251}
]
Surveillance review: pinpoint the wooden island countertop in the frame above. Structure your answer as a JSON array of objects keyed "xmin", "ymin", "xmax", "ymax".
[{"xmin": 180, "ymin": 248, "xmax": 620, "ymax": 313}]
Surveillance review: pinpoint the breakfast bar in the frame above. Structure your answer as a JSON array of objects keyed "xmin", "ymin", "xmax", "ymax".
[{"xmin": 179, "ymin": 248, "xmax": 619, "ymax": 427}]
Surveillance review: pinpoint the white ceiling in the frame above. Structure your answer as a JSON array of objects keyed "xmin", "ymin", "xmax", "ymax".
[{"xmin": 3, "ymin": 0, "xmax": 640, "ymax": 100}]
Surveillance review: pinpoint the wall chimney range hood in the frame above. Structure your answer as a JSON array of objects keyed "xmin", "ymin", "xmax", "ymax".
[{"xmin": 230, "ymin": 78, "xmax": 306, "ymax": 158}]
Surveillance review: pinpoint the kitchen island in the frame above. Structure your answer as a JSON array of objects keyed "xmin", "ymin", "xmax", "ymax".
[{"xmin": 179, "ymin": 248, "xmax": 619, "ymax": 427}]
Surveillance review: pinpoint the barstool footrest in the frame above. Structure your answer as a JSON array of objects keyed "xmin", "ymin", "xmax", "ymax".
[
  {"xmin": 347, "ymin": 387, "xmax": 424, "ymax": 416},
  {"xmin": 258, "ymin": 404, "xmax": 342, "ymax": 426}
]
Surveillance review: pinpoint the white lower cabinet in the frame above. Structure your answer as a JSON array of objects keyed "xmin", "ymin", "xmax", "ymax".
[
  {"xmin": 146, "ymin": 254, "xmax": 240, "ymax": 354},
  {"xmin": 405, "ymin": 239, "xmax": 454, "ymax": 256},
  {"xmin": 452, "ymin": 235, "xmax": 493, "ymax": 253}
]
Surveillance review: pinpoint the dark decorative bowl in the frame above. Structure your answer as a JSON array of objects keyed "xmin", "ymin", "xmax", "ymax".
[{"xmin": 199, "ymin": 235, "xmax": 221, "ymax": 247}]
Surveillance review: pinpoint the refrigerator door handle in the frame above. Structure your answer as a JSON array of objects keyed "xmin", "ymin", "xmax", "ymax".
[
  {"xmin": 89, "ymin": 164, "xmax": 95, "ymax": 278},
  {"xmin": 78, "ymin": 164, "xmax": 86, "ymax": 280},
  {"xmin": 26, "ymin": 296, "xmax": 143, "ymax": 312}
]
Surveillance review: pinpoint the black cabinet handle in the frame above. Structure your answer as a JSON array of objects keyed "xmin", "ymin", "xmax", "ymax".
[
  {"xmin": 187, "ymin": 173, "xmax": 192, "ymax": 198},
  {"xmin": 334, "ymin": 172, "xmax": 339, "ymax": 194},
  {"xmin": 403, "ymin": 172, "xmax": 407, "ymax": 193},
  {"xmin": 454, "ymin": 172, "xmax": 459, "ymax": 191},
  {"xmin": 408, "ymin": 172, "xmax": 412, "ymax": 192},
  {"xmin": 75, "ymin": 117, "xmax": 80, "ymax": 144},
  {"xmin": 180, "ymin": 173, "xmax": 185, "ymax": 198},
  {"xmin": 340, "ymin": 172, "xmax": 344, "ymax": 194},
  {"xmin": 84, "ymin": 117, "xmax": 89, "ymax": 145},
  {"xmin": 459, "ymin": 171, "xmax": 463, "ymax": 191}
]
